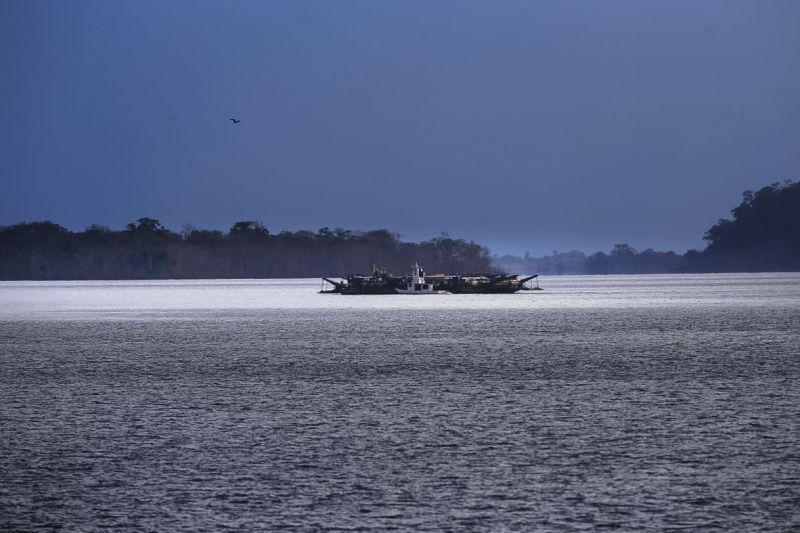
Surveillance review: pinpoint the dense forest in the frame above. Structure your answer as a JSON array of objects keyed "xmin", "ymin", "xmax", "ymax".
[
  {"xmin": 0, "ymin": 219, "xmax": 491, "ymax": 280},
  {"xmin": 685, "ymin": 181, "xmax": 800, "ymax": 272},
  {"xmin": 1, "ymin": 182, "xmax": 797, "ymax": 279}
]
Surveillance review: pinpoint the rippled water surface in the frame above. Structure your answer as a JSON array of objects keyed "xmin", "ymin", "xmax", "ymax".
[{"xmin": 2, "ymin": 274, "xmax": 799, "ymax": 531}]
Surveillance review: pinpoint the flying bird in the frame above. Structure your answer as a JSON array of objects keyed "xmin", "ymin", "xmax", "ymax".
[{"xmin": 230, "ymin": 118, "xmax": 241, "ymax": 124}]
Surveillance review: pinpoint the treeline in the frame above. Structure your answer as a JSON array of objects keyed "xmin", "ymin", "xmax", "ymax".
[
  {"xmin": 2, "ymin": 182, "xmax": 798, "ymax": 279},
  {"xmin": 0, "ymin": 219, "xmax": 491, "ymax": 280},
  {"xmin": 493, "ymin": 181, "xmax": 799, "ymax": 275},
  {"xmin": 492, "ymin": 246, "xmax": 683, "ymax": 276}
]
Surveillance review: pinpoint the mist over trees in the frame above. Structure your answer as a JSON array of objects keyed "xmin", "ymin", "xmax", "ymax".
[
  {"xmin": 492, "ymin": 246, "xmax": 684, "ymax": 276},
  {"xmin": 492, "ymin": 250, "xmax": 587, "ymax": 276},
  {"xmin": 584, "ymin": 245, "xmax": 684, "ymax": 275},
  {"xmin": 0, "ymin": 220, "xmax": 491, "ymax": 280}
]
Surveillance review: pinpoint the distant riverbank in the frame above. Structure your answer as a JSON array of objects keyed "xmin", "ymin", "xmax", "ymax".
[{"xmin": 2, "ymin": 182, "xmax": 797, "ymax": 280}]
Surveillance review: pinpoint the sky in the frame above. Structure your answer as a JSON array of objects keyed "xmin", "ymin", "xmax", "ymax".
[{"xmin": 1, "ymin": 1, "xmax": 799, "ymax": 256}]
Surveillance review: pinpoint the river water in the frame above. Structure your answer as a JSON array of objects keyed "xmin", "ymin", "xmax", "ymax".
[{"xmin": 1, "ymin": 274, "xmax": 799, "ymax": 531}]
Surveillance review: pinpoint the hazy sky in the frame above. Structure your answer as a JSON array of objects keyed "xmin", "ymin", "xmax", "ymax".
[{"xmin": 2, "ymin": 1, "xmax": 799, "ymax": 255}]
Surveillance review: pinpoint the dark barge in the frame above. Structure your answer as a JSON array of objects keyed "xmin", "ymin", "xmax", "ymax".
[{"xmin": 320, "ymin": 265, "xmax": 540, "ymax": 295}]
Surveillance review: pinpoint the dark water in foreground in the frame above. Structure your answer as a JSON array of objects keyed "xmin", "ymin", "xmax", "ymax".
[{"xmin": 1, "ymin": 274, "xmax": 799, "ymax": 531}]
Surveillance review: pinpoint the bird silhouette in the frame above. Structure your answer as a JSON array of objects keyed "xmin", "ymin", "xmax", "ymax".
[{"xmin": 230, "ymin": 118, "xmax": 241, "ymax": 124}]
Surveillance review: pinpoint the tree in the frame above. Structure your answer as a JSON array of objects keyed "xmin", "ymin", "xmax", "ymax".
[
  {"xmin": 700, "ymin": 181, "xmax": 800, "ymax": 271},
  {"xmin": 229, "ymin": 221, "xmax": 270, "ymax": 239},
  {"xmin": 127, "ymin": 217, "xmax": 167, "ymax": 235}
]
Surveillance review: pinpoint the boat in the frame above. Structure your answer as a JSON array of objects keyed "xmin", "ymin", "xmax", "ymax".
[
  {"xmin": 432, "ymin": 273, "xmax": 540, "ymax": 294},
  {"xmin": 395, "ymin": 263, "xmax": 445, "ymax": 294},
  {"xmin": 320, "ymin": 265, "xmax": 540, "ymax": 295},
  {"xmin": 320, "ymin": 265, "xmax": 402, "ymax": 295}
]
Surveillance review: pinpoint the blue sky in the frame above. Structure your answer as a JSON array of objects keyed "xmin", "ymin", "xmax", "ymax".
[{"xmin": 2, "ymin": 1, "xmax": 799, "ymax": 255}]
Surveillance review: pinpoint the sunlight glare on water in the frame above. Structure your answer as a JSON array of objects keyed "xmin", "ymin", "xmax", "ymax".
[{"xmin": 1, "ymin": 273, "xmax": 798, "ymax": 318}]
